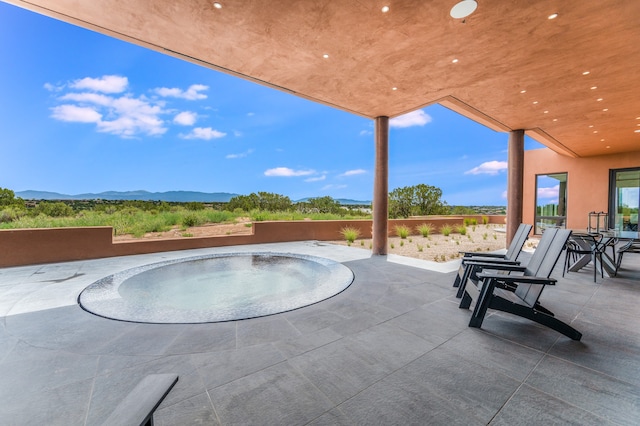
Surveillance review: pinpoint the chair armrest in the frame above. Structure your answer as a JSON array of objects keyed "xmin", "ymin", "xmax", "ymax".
[
  {"xmin": 463, "ymin": 261, "xmax": 527, "ymax": 272},
  {"xmin": 459, "ymin": 251, "xmax": 505, "ymax": 259},
  {"xmin": 462, "ymin": 257, "xmax": 520, "ymax": 265},
  {"xmin": 476, "ymin": 273, "xmax": 556, "ymax": 285}
]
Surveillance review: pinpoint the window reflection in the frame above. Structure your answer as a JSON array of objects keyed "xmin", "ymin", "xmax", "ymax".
[{"xmin": 535, "ymin": 173, "xmax": 567, "ymax": 234}]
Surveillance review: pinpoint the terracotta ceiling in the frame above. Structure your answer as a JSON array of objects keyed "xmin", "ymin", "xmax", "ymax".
[{"xmin": 6, "ymin": 0, "xmax": 640, "ymax": 157}]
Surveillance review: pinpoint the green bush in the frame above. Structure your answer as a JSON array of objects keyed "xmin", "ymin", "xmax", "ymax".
[
  {"xmin": 456, "ymin": 225, "xmax": 467, "ymax": 235},
  {"xmin": 440, "ymin": 224, "xmax": 452, "ymax": 236},
  {"xmin": 340, "ymin": 226, "xmax": 360, "ymax": 243},
  {"xmin": 482, "ymin": 216, "xmax": 489, "ymax": 225},
  {"xmin": 416, "ymin": 223, "xmax": 434, "ymax": 237},
  {"xmin": 395, "ymin": 225, "xmax": 410, "ymax": 239}
]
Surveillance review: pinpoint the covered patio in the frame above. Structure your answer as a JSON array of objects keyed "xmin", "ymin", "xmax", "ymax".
[{"xmin": 1, "ymin": 242, "xmax": 639, "ymax": 424}]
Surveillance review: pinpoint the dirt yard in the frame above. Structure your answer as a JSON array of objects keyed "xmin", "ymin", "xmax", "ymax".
[{"xmin": 113, "ymin": 220, "xmax": 530, "ymax": 263}]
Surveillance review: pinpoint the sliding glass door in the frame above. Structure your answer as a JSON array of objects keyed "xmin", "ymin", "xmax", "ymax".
[{"xmin": 610, "ymin": 168, "xmax": 640, "ymax": 231}]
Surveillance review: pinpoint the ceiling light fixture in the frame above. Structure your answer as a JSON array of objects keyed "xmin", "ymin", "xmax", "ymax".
[
  {"xmin": 213, "ymin": 2, "xmax": 222, "ymax": 9},
  {"xmin": 381, "ymin": 5, "xmax": 390, "ymax": 13},
  {"xmin": 392, "ymin": 87, "xmax": 398, "ymax": 91},
  {"xmin": 544, "ymin": 110, "xmax": 549, "ymax": 114},
  {"xmin": 582, "ymin": 71, "xmax": 590, "ymax": 75},
  {"xmin": 533, "ymin": 101, "xmax": 538, "ymax": 104},
  {"xmin": 520, "ymin": 90, "xmax": 527, "ymax": 94},
  {"xmin": 591, "ymin": 86, "xmax": 598, "ymax": 90},
  {"xmin": 553, "ymin": 118, "xmax": 558, "ymax": 122},
  {"xmin": 452, "ymin": 58, "xmax": 459, "ymax": 63},
  {"xmin": 635, "ymin": 130, "xmax": 640, "ymax": 133},
  {"xmin": 603, "ymin": 108, "xmax": 609, "ymax": 112},
  {"xmin": 323, "ymin": 54, "xmax": 329, "ymax": 59},
  {"xmin": 606, "ymin": 146, "xmax": 611, "ymax": 148},
  {"xmin": 597, "ymin": 98, "xmax": 603, "ymax": 101},
  {"xmin": 450, "ymin": 0, "xmax": 478, "ymax": 19},
  {"xmin": 548, "ymin": 13, "xmax": 558, "ymax": 20}
]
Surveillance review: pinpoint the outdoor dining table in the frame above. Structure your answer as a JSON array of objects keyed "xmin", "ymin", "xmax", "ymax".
[{"xmin": 568, "ymin": 230, "xmax": 640, "ymax": 278}]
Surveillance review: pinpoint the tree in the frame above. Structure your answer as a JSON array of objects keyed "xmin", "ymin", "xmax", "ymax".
[
  {"xmin": 304, "ymin": 196, "xmax": 343, "ymax": 214},
  {"xmin": 0, "ymin": 187, "xmax": 25, "ymax": 208},
  {"xmin": 227, "ymin": 192, "xmax": 292, "ymax": 212},
  {"xmin": 388, "ymin": 184, "xmax": 448, "ymax": 218}
]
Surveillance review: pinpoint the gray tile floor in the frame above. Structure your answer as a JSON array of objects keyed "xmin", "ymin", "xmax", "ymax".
[{"xmin": 1, "ymin": 241, "xmax": 639, "ymax": 425}]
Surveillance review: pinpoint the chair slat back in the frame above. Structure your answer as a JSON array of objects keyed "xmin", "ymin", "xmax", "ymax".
[
  {"xmin": 516, "ymin": 229, "xmax": 572, "ymax": 306},
  {"xmin": 505, "ymin": 223, "xmax": 533, "ymax": 260},
  {"xmin": 523, "ymin": 228, "xmax": 558, "ymax": 277}
]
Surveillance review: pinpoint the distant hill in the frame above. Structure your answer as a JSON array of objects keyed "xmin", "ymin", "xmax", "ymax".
[
  {"xmin": 16, "ymin": 190, "xmax": 373, "ymax": 205},
  {"xmin": 16, "ymin": 190, "xmax": 239, "ymax": 202}
]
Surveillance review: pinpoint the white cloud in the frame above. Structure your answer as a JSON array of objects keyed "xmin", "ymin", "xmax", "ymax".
[
  {"xmin": 264, "ymin": 167, "xmax": 316, "ymax": 177},
  {"xmin": 359, "ymin": 130, "xmax": 372, "ymax": 136},
  {"xmin": 154, "ymin": 84, "xmax": 208, "ymax": 100},
  {"xmin": 537, "ymin": 185, "xmax": 559, "ymax": 199},
  {"xmin": 502, "ymin": 190, "xmax": 508, "ymax": 199},
  {"xmin": 70, "ymin": 75, "xmax": 128, "ymax": 93},
  {"xmin": 390, "ymin": 109, "xmax": 432, "ymax": 128},
  {"xmin": 226, "ymin": 149, "xmax": 254, "ymax": 159},
  {"xmin": 322, "ymin": 184, "xmax": 347, "ymax": 190},
  {"xmin": 464, "ymin": 160, "xmax": 508, "ymax": 175},
  {"xmin": 50, "ymin": 105, "xmax": 101, "ymax": 123},
  {"xmin": 180, "ymin": 127, "xmax": 226, "ymax": 140},
  {"xmin": 173, "ymin": 111, "xmax": 197, "ymax": 126},
  {"xmin": 341, "ymin": 169, "xmax": 366, "ymax": 177},
  {"xmin": 305, "ymin": 175, "xmax": 326, "ymax": 182}
]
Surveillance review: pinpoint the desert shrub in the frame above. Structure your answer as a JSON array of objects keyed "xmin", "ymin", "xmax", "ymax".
[
  {"xmin": 340, "ymin": 226, "xmax": 360, "ymax": 243},
  {"xmin": 36, "ymin": 201, "xmax": 73, "ymax": 218},
  {"xmin": 182, "ymin": 214, "xmax": 201, "ymax": 228},
  {"xmin": 482, "ymin": 216, "xmax": 489, "ymax": 225},
  {"xmin": 416, "ymin": 223, "xmax": 434, "ymax": 237},
  {"xmin": 417, "ymin": 244, "xmax": 423, "ymax": 252},
  {"xmin": 456, "ymin": 225, "xmax": 467, "ymax": 235},
  {"xmin": 395, "ymin": 225, "xmax": 410, "ymax": 239},
  {"xmin": 440, "ymin": 224, "xmax": 452, "ymax": 236},
  {"xmin": 482, "ymin": 232, "xmax": 488, "ymax": 240},
  {"xmin": 184, "ymin": 202, "xmax": 205, "ymax": 211}
]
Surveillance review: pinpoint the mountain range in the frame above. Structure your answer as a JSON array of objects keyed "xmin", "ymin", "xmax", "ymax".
[{"xmin": 16, "ymin": 190, "xmax": 371, "ymax": 205}]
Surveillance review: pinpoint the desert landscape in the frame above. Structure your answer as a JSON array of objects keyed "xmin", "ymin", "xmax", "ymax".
[{"xmin": 113, "ymin": 220, "xmax": 531, "ymax": 262}]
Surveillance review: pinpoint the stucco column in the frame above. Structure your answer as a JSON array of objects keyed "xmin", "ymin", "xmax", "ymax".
[
  {"xmin": 507, "ymin": 129, "xmax": 525, "ymax": 244},
  {"xmin": 372, "ymin": 116, "xmax": 389, "ymax": 255}
]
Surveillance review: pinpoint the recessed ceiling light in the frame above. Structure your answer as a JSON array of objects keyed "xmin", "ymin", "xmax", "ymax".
[
  {"xmin": 533, "ymin": 101, "xmax": 538, "ymax": 104},
  {"xmin": 591, "ymin": 86, "xmax": 598, "ymax": 90},
  {"xmin": 603, "ymin": 108, "xmax": 609, "ymax": 111},
  {"xmin": 381, "ymin": 5, "xmax": 390, "ymax": 13},
  {"xmin": 606, "ymin": 146, "xmax": 611, "ymax": 148},
  {"xmin": 544, "ymin": 110, "xmax": 549, "ymax": 114},
  {"xmin": 589, "ymin": 125, "xmax": 594, "ymax": 128},
  {"xmin": 323, "ymin": 54, "xmax": 329, "ymax": 59},
  {"xmin": 601, "ymin": 139, "xmax": 605, "ymax": 142},
  {"xmin": 597, "ymin": 98, "xmax": 603, "ymax": 101},
  {"xmin": 635, "ymin": 129, "xmax": 640, "ymax": 133},
  {"xmin": 553, "ymin": 118, "xmax": 558, "ymax": 122},
  {"xmin": 392, "ymin": 87, "xmax": 398, "ymax": 91},
  {"xmin": 582, "ymin": 71, "xmax": 590, "ymax": 75},
  {"xmin": 520, "ymin": 90, "xmax": 527, "ymax": 94},
  {"xmin": 213, "ymin": 2, "xmax": 222, "ymax": 9},
  {"xmin": 593, "ymin": 130, "xmax": 598, "ymax": 133},
  {"xmin": 548, "ymin": 13, "xmax": 558, "ymax": 20},
  {"xmin": 636, "ymin": 116, "xmax": 640, "ymax": 120},
  {"xmin": 450, "ymin": 0, "xmax": 478, "ymax": 19},
  {"xmin": 452, "ymin": 58, "xmax": 459, "ymax": 63}
]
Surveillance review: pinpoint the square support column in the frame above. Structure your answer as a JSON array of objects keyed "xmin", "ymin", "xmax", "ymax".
[
  {"xmin": 372, "ymin": 116, "xmax": 389, "ymax": 255},
  {"xmin": 507, "ymin": 129, "xmax": 525, "ymax": 244}
]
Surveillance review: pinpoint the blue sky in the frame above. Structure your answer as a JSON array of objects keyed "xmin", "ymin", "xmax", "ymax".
[{"xmin": 0, "ymin": 2, "xmax": 544, "ymax": 205}]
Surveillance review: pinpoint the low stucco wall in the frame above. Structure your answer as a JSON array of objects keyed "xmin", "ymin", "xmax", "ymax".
[{"xmin": 0, "ymin": 215, "xmax": 505, "ymax": 267}]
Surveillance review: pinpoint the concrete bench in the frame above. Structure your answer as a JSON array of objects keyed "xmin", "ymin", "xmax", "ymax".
[{"xmin": 101, "ymin": 374, "xmax": 179, "ymax": 426}]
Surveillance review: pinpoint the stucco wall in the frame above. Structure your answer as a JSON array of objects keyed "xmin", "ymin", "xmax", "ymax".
[
  {"xmin": 523, "ymin": 148, "xmax": 640, "ymax": 232},
  {"xmin": 0, "ymin": 215, "xmax": 504, "ymax": 267}
]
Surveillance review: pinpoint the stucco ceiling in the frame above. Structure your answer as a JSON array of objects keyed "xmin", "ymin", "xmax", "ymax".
[{"xmin": 6, "ymin": 0, "xmax": 640, "ymax": 157}]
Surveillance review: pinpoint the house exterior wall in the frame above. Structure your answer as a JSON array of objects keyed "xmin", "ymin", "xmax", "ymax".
[{"xmin": 523, "ymin": 148, "xmax": 640, "ymax": 233}]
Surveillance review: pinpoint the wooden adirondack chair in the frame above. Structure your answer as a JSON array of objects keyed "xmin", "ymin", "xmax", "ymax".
[{"xmin": 459, "ymin": 229, "xmax": 582, "ymax": 341}]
